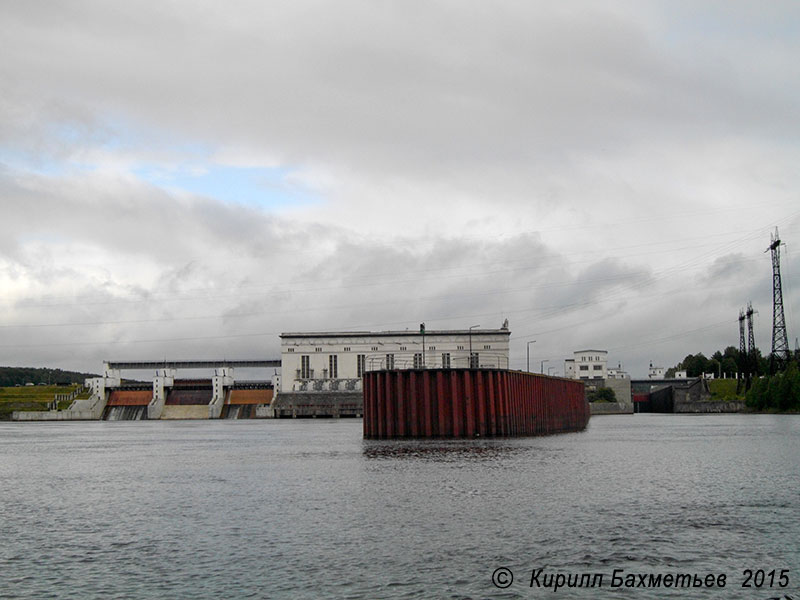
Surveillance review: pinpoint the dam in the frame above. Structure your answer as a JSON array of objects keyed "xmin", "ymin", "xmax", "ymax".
[{"xmin": 13, "ymin": 360, "xmax": 279, "ymax": 421}]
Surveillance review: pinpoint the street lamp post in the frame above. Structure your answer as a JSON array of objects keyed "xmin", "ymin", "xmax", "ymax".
[
  {"xmin": 526, "ymin": 340, "xmax": 536, "ymax": 372},
  {"xmin": 420, "ymin": 322, "xmax": 426, "ymax": 369},
  {"xmin": 469, "ymin": 324, "xmax": 480, "ymax": 368},
  {"xmin": 540, "ymin": 359, "xmax": 549, "ymax": 374}
]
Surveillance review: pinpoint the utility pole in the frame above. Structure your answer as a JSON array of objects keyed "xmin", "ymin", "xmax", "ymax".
[
  {"xmin": 526, "ymin": 340, "xmax": 536, "ymax": 373},
  {"xmin": 420, "ymin": 323, "xmax": 425, "ymax": 368},
  {"xmin": 469, "ymin": 325, "xmax": 480, "ymax": 369},
  {"xmin": 766, "ymin": 228, "xmax": 790, "ymax": 372}
]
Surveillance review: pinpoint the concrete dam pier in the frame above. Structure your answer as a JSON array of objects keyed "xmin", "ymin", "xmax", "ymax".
[{"xmin": 363, "ymin": 368, "xmax": 590, "ymax": 439}]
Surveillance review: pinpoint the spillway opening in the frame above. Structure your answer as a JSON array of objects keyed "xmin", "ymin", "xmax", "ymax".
[{"xmin": 103, "ymin": 405, "xmax": 148, "ymax": 420}]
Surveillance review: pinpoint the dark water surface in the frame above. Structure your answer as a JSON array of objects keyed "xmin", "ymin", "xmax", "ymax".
[{"xmin": 1, "ymin": 415, "xmax": 798, "ymax": 599}]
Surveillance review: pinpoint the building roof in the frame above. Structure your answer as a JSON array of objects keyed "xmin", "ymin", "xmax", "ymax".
[
  {"xmin": 280, "ymin": 329, "xmax": 510, "ymax": 339},
  {"xmin": 574, "ymin": 349, "xmax": 608, "ymax": 354}
]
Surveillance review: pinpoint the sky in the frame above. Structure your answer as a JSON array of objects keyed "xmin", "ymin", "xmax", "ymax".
[{"xmin": 1, "ymin": 0, "xmax": 799, "ymax": 378}]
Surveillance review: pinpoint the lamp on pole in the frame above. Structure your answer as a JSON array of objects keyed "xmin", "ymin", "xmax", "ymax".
[
  {"xmin": 420, "ymin": 322, "xmax": 426, "ymax": 368},
  {"xmin": 540, "ymin": 359, "xmax": 549, "ymax": 374},
  {"xmin": 526, "ymin": 340, "xmax": 536, "ymax": 373},
  {"xmin": 469, "ymin": 324, "xmax": 480, "ymax": 368}
]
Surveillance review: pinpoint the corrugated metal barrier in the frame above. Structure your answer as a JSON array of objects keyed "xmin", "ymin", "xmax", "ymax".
[
  {"xmin": 107, "ymin": 390, "xmax": 152, "ymax": 406},
  {"xmin": 363, "ymin": 369, "xmax": 589, "ymax": 439}
]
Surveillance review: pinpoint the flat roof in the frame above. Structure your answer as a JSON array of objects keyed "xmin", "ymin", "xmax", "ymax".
[
  {"xmin": 104, "ymin": 360, "xmax": 280, "ymax": 370},
  {"xmin": 280, "ymin": 329, "xmax": 510, "ymax": 339}
]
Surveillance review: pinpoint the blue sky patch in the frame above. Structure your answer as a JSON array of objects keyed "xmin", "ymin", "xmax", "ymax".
[{"xmin": 133, "ymin": 163, "xmax": 318, "ymax": 210}]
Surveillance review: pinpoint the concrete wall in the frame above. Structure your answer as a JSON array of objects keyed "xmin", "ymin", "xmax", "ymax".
[
  {"xmin": 590, "ymin": 402, "xmax": 633, "ymax": 415},
  {"xmin": 12, "ymin": 409, "xmax": 100, "ymax": 421},
  {"xmin": 271, "ymin": 392, "xmax": 362, "ymax": 418},
  {"xmin": 160, "ymin": 405, "xmax": 209, "ymax": 419},
  {"xmin": 675, "ymin": 400, "xmax": 745, "ymax": 413},
  {"xmin": 603, "ymin": 377, "xmax": 632, "ymax": 405}
]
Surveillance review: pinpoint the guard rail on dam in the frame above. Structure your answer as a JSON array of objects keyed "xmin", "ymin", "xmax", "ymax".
[{"xmin": 363, "ymin": 368, "xmax": 589, "ymax": 439}]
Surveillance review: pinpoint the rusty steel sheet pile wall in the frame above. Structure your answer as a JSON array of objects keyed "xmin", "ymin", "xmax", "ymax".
[{"xmin": 363, "ymin": 369, "xmax": 589, "ymax": 439}]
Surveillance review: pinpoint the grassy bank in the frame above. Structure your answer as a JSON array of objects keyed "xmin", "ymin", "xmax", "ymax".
[
  {"xmin": 0, "ymin": 384, "xmax": 88, "ymax": 420},
  {"xmin": 707, "ymin": 379, "xmax": 744, "ymax": 402}
]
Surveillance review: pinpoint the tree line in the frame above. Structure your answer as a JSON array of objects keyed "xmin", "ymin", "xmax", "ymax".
[
  {"xmin": 0, "ymin": 366, "xmax": 98, "ymax": 387},
  {"xmin": 745, "ymin": 361, "xmax": 800, "ymax": 411},
  {"xmin": 665, "ymin": 346, "xmax": 769, "ymax": 379},
  {"xmin": 666, "ymin": 347, "xmax": 799, "ymax": 411}
]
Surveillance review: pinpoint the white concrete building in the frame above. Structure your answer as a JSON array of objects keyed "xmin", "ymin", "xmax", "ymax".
[
  {"xmin": 607, "ymin": 364, "xmax": 630, "ymax": 379},
  {"xmin": 279, "ymin": 325, "xmax": 511, "ymax": 393},
  {"xmin": 565, "ymin": 350, "xmax": 608, "ymax": 380},
  {"xmin": 648, "ymin": 362, "xmax": 666, "ymax": 379}
]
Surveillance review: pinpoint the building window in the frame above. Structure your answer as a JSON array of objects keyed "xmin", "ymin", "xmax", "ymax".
[
  {"xmin": 386, "ymin": 354, "xmax": 395, "ymax": 369},
  {"xmin": 413, "ymin": 353, "xmax": 423, "ymax": 369},
  {"xmin": 579, "ymin": 365, "xmax": 589, "ymax": 371},
  {"xmin": 343, "ymin": 347, "xmax": 351, "ymax": 352},
  {"xmin": 357, "ymin": 354, "xmax": 365, "ymax": 377},
  {"xmin": 371, "ymin": 346, "xmax": 379, "ymax": 351},
  {"xmin": 287, "ymin": 348, "xmax": 294, "ymax": 353},
  {"xmin": 483, "ymin": 344, "xmax": 491, "ymax": 350},
  {"xmin": 329, "ymin": 355, "xmax": 338, "ymax": 378},
  {"xmin": 399, "ymin": 345, "xmax": 406, "ymax": 351},
  {"xmin": 301, "ymin": 355, "xmax": 311, "ymax": 379},
  {"xmin": 315, "ymin": 347, "xmax": 322, "ymax": 352},
  {"xmin": 470, "ymin": 352, "xmax": 479, "ymax": 368},
  {"xmin": 441, "ymin": 353, "xmax": 451, "ymax": 369},
  {"xmin": 457, "ymin": 345, "xmax": 465, "ymax": 350},
  {"xmin": 428, "ymin": 346, "xmax": 435, "ymax": 351},
  {"xmin": 593, "ymin": 365, "xmax": 603, "ymax": 370}
]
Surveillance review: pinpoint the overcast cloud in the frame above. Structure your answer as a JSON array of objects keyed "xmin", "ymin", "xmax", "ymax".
[{"xmin": 1, "ymin": 0, "xmax": 799, "ymax": 377}]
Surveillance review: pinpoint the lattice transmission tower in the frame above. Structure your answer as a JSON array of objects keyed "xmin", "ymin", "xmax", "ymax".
[
  {"xmin": 737, "ymin": 308, "xmax": 747, "ymax": 393},
  {"xmin": 766, "ymin": 228, "xmax": 790, "ymax": 371},
  {"xmin": 746, "ymin": 302, "xmax": 757, "ymax": 382}
]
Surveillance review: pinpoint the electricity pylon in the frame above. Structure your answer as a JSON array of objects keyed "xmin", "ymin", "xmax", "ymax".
[{"xmin": 766, "ymin": 228, "xmax": 790, "ymax": 372}]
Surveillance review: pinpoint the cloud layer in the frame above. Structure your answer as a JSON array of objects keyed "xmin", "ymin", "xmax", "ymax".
[{"xmin": 1, "ymin": 1, "xmax": 799, "ymax": 376}]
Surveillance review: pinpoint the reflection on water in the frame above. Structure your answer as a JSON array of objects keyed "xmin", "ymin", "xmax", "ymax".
[
  {"xmin": 362, "ymin": 438, "xmax": 529, "ymax": 461},
  {"xmin": 0, "ymin": 415, "xmax": 798, "ymax": 600}
]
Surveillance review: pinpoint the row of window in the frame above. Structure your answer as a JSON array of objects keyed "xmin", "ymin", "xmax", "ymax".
[
  {"xmin": 579, "ymin": 365, "xmax": 605, "ymax": 371},
  {"xmin": 288, "ymin": 344, "xmax": 492, "ymax": 353},
  {"xmin": 297, "ymin": 352, "xmax": 480, "ymax": 378}
]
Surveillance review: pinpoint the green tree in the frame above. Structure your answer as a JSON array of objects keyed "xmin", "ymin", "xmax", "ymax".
[
  {"xmin": 721, "ymin": 357, "xmax": 738, "ymax": 378},
  {"xmin": 587, "ymin": 387, "xmax": 617, "ymax": 403}
]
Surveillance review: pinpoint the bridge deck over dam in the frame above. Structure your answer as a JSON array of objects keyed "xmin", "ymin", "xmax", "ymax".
[{"xmin": 105, "ymin": 360, "xmax": 280, "ymax": 370}]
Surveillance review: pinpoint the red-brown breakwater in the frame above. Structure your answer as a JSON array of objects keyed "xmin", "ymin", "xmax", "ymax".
[{"xmin": 363, "ymin": 368, "xmax": 589, "ymax": 439}]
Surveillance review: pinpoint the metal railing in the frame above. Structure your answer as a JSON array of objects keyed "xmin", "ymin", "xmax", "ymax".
[{"xmin": 364, "ymin": 352, "xmax": 509, "ymax": 372}]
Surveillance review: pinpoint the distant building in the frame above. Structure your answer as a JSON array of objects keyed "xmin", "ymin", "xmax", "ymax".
[
  {"xmin": 607, "ymin": 363, "xmax": 630, "ymax": 379},
  {"xmin": 675, "ymin": 370, "xmax": 687, "ymax": 379},
  {"xmin": 278, "ymin": 324, "xmax": 511, "ymax": 394},
  {"xmin": 648, "ymin": 362, "xmax": 666, "ymax": 379},
  {"xmin": 564, "ymin": 350, "xmax": 608, "ymax": 380}
]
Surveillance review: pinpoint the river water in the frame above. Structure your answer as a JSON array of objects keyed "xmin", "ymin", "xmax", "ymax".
[{"xmin": 0, "ymin": 415, "xmax": 797, "ymax": 599}]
